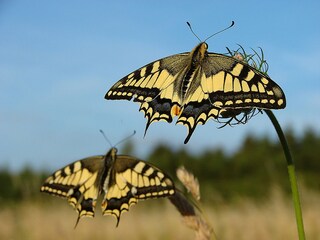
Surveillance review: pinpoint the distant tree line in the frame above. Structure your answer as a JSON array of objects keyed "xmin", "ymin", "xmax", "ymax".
[
  {"xmin": 147, "ymin": 127, "xmax": 320, "ymax": 202},
  {"xmin": 0, "ymin": 128, "xmax": 319, "ymax": 203}
]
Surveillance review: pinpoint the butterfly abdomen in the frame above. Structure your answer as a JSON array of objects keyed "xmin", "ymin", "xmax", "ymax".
[{"xmin": 181, "ymin": 65, "xmax": 196, "ymax": 97}]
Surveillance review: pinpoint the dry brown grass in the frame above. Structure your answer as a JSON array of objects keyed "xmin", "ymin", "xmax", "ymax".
[{"xmin": 0, "ymin": 187, "xmax": 319, "ymax": 240}]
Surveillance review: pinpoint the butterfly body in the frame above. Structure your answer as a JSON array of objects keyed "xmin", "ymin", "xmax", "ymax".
[
  {"xmin": 41, "ymin": 147, "xmax": 175, "ymax": 226},
  {"xmin": 106, "ymin": 43, "xmax": 286, "ymax": 143}
]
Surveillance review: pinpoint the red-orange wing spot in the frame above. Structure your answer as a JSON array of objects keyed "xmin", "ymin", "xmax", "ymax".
[{"xmin": 171, "ymin": 105, "xmax": 181, "ymax": 116}]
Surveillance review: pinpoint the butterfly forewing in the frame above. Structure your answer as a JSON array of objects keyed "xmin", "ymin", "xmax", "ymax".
[
  {"xmin": 101, "ymin": 155, "xmax": 175, "ymax": 226},
  {"xmin": 201, "ymin": 53, "xmax": 286, "ymax": 109},
  {"xmin": 105, "ymin": 42, "xmax": 286, "ymax": 143},
  {"xmin": 106, "ymin": 54, "xmax": 190, "ymax": 132}
]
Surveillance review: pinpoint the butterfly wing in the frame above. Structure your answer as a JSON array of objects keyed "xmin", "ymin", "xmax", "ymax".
[
  {"xmin": 101, "ymin": 155, "xmax": 175, "ymax": 226},
  {"xmin": 176, "ymin": 52, "xmax": 286, "ymax": 143},
  {"xmin": 105, "ymin": 53, "xmax": 190, "ymax": 133},
  {"xmin": 40, "ymin": 156, "xmax": 104, "ymax": 224}
]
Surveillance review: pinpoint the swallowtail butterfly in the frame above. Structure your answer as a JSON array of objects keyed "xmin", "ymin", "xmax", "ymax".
[
  {"xmin": 41, "ymin": 147, "xmax": 175, "ymax": 227},
  {"xmin": 105, "ymin": 25, "xmax": 286, "ymax": 143}
]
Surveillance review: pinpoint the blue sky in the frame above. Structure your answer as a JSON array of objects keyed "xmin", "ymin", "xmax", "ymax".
[{"xmin": 1, "ymin": 1, "xmax": 320, "ymax": 171}]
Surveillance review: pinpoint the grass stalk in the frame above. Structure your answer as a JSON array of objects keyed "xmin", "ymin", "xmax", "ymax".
[{"xmin": 265, "ymin": 109, "xmax": 306, "ymax": 240}]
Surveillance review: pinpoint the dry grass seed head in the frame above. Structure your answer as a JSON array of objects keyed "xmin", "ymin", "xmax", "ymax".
[{"xmin": 177, "ymin": 166, "xmax": 200, "ymax": 201}]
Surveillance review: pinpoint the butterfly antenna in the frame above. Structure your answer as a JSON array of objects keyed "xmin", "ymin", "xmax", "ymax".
[
  {"xmin": 99, "ymin": 129, "xmax": 113, "ymax": 147},
  {"xmin": 203, "ymin": 21, "xmax": 235, "ymax": 42},
  {"xmin": 186, "ymin": 22, "xmax": 201, "ymax": 42},
  {"xmin": 114, "ymin": 130, "xmax": 136, "ymax": 147}
]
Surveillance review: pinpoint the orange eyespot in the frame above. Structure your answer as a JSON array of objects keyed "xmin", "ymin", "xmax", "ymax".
[{"xmin": 171, "ymin": 105, "xmax": 181, "ymax": 116}]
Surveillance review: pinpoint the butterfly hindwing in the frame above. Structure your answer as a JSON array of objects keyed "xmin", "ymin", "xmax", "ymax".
[
  {"xmin": 177, "ymin": 98, "xmax": 221, "ymax": 144},
  {"xmin": 102, "ymin": 155, "xmax": 175, "ymax": 226}
]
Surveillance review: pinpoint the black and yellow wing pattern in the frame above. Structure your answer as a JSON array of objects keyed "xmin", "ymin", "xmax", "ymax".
[
  {"xmin": 40, "ymin": 148, "xmax": 175, "ymax": 226},
  {"xmin": 105, "ymin": 42, "xmax": 286, "ymax": 143}
]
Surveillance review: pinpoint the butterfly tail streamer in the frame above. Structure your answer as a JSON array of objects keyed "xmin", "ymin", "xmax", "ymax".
[{"xmin": 74, "ymin": 215, "xmax": 81, "ymax": 229}]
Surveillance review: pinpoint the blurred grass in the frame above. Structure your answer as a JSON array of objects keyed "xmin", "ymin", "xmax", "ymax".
[{"xmin": 1, "ymin": 186, "xmax": 319, "ymax": 240}]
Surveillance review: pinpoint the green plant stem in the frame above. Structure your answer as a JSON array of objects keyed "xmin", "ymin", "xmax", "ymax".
[{"xmin": 265, "ymin": 110, "xmax": 306, "ymax": 240}]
